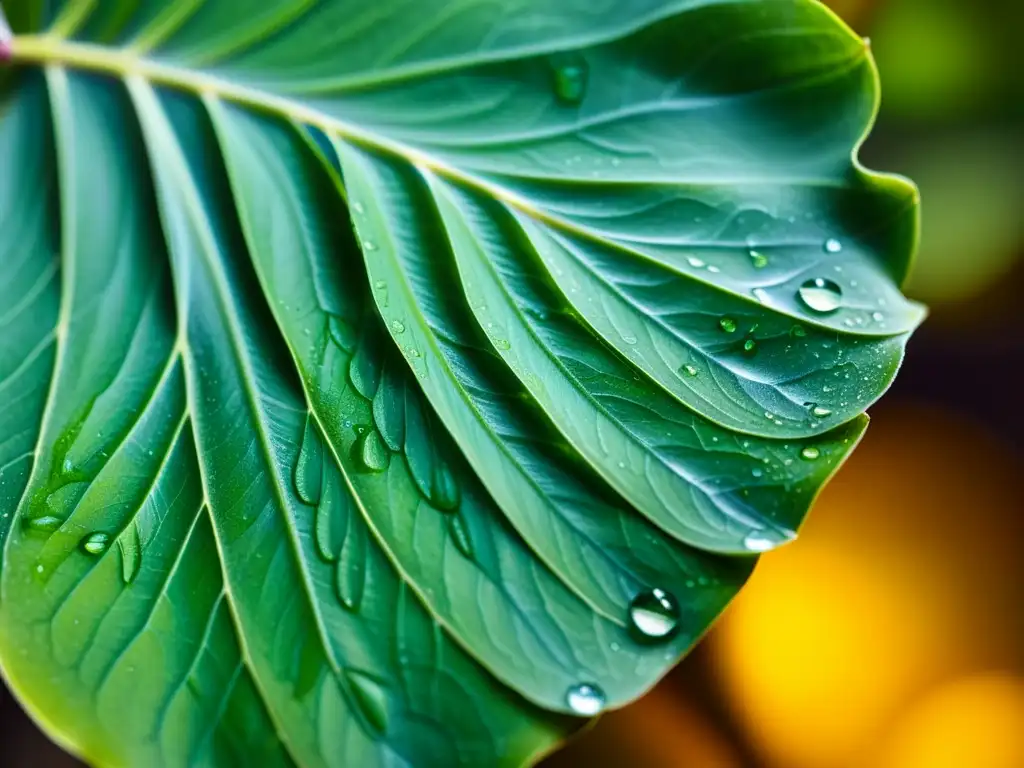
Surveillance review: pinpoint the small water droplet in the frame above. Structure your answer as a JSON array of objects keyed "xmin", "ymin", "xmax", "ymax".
[
  {"xmin": 352, "ymin": 202, "xmax": 365, "ymax": 215},
  {"xmin": 811, "ymin": 406, "xmax": 832, "ymax": 418},
  {"xmin": 551, "ymin": 53, "xmax": 588, "ymax": 105},
  {"xmin": 62, "ymin": 458, "xmax": 72, "ymax": 473},
  {"xmin": 707, "ymin": 265, "xmax": 721, "ymax": 273},
  {"xmin": 622, "ymin": 334, "xmax": 637, "ymax": 345},
  {"xmin": 81, "ymin": 532, "xmax": 110, "ymax": 556},
  {"xmin": 390, "ymin": 319, "xmax": 405, "ymax": 334},
  {"xmin": 751, "ymin": 467, "xmax": 763, "ymax": 478},
  {"xmin": 752, "ymin": 288, "xmax": 770, "ymax": 304},
  {"xmin": 566, "ymin": 683, "xmax": 605, "ymax": 715},
  {"xmin": 374, "ymin": 280, "xmax": 386, "ymax": 290},
  {"xmin": 824, "ymin": 238, "xmax": 843, "ymax": 254},
  {"xmin": 680, "ymin": 364, "xmax": 699, "ymax": 378},
  {"xmin": 749, "ymin": 250, "xmax": 769, "ymax": 269},
  {"xmin": 362, "ymin": 240, "xmax": 377, "ymax": 252},
  {"xmin": 448, "ymin": 513, "xmax": 474, "ymax": 558},
  {"xmin": 719, "ymin": 317, "xmax": 737, "ymax": 333},
  {"xmin": 872, "ymin": 311, "xmax": 885, "ymax": 322},
  {"xmin": 801, "ymin": 446, "xmax": 821, "ymax": 461},
  {"xmin": 687, "ymin": 256, "xmax": 706, "ymax": 269},
  {"xmin": 628, "ymin": 588, "xmax": 681, "ymax": 639},
  {"xmin": 493, "ymin": 338, "xmax": 511, "ymax": 351},
  {"xmin": 798, "ymin": 278, "xmax": 843, "ymax": 314},
  {"xmin": 743, "ymin": 339, "xmax": 757, "ymax": 355}
]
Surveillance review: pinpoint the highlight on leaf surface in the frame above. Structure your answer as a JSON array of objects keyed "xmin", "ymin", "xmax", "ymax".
[{"xmin": 0, "ymin": 1, "xmax": 923, "ymax": 766}]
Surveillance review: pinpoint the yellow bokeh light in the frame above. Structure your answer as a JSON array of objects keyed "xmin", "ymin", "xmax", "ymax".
[
  {"xmin": 712, "ymin": 406, "xmax": 1023, "ymax": 768},
  {"xmin": 877, "ymin": 674, "xmax": 1024, "ymax": 768}
]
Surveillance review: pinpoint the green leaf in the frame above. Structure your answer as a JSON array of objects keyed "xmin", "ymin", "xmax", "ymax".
[{"xmin": 0, "ymin": 1, "xmax": 922, "ymax": 766}]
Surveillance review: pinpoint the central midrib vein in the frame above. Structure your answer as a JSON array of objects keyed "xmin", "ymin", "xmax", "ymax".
[{"xmin": 10, "ymin": 34, "xmax": 548, "ymax": 214}]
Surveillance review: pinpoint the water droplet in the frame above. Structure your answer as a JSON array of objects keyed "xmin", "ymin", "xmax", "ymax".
[
  {"xmin": 797, "ymin": 278, "xmax": 843, "ymax": 314},
  {"xmin": 801, "ymin": 446, "xmax": 821, "ymax": 461},
  {"xmin": 811, "ymin": 406, "xmax": 832, "ymax": 418},
  {"xmin": 328, "ymin": 315, "xmax": 357, "ymax": 352},
  {"xmin": 749, "ymin": 250, "xmax": 769, "ymax": 269},
  {"xmin": 494, "ymin": 338, "xmax": 511, "ymax": 351},
  {"xmin": 448, "ymin": 513, "xmax": 474, "ymax": 558},
  {"xmin": 23, "ymin": 515, "xmax": 62, "ymax": 533},
  {"xmin": 622, "ymin": 334, "xmax": 637, "ymax": 345},
  {"xmin": 719, "ymin": 317, "xmax": 737, "ymax": 333},
  {"xmin": 824, "ymin": 238, "xmax": 843, "ymax": 254},
  {"xmin": 751, "ymin": 467, "xmax": 763, "ymax": 478},
  {"xmin": 752, "ymin": 288, "xmax": 770, "ymax": 304},
  {"xmin": 374, "ymin": 280, "xmax": 386, "ymax": 290},
  {"xmin": 352, "ymin": 202, "xmax": 365, "ymax": 215},
  {"xmin": 707, "ymin": 265, "xmax": 721, "ymax": 274},
  {"xmin": 551, "ymin": 54, "xmax": 588, "ymax": 105},
  {"xmin": 294, "ymin": 417, "xmax": 324, "ymax": 506},
  {"xmin": 743, "ymin": 530, "xmax": 788, "ymax": 552},
  {"xmin": 357, "ymin": 430, "xmax": 390, "ymax": 473},
  {"xmin": 118, "ymin": 525, "xmax": 142, "ymax": 585},
  {"xmin": 687, "ymin": 256, "xmax": 706, "ymax": 269},
  {"xmin": 743, "ymin": 339, "xmax": 757, "ymax": 355},
  {"xmin": 872, "ymin": 311, "xmax": 885, "ymax": 322},
  {"xmin": 566, "ymin": 683, "xmax": 605, "ymax": 716},
  {"xmin": 390, "ymin": 319, "xmax": 405, "ymax": 334},
  {"xmin": 628, "ymin": 588, "xmax": 681, "ymax": 639},
  {"xmin": 81, "ymin": 532, "xmax": 110, "ymax": 556},
  {"xmin": 680, "ymin": 364, "xmax": 698, "ymax": 378},
  {"xmin": 345, "ymin": 670, "xmax": 390, "ymax": 733},
  {"xmin": 362, "ymin": 240, "xmax": 378, "ymax": 252}
]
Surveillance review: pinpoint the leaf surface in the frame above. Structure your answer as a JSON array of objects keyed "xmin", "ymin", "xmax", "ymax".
[{"xmin": 0, "ymin": 1, "xmax": 921, "ymax": 765}]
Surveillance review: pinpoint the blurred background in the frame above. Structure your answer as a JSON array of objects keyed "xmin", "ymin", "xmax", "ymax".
[{"xmin": 4, "ymin": 0, "xmax": 1023, "ymax": 765}]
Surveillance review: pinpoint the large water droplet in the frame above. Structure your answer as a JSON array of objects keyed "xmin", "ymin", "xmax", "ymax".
[
  {"xmin": 23, "ymin": 515, "xmax": 62, "ymax": 533},
  {"xmin": 357, "ymin": 430, "xmax": 390, "ymax": 473},
  {"xmin": 687, "ymin": 256, "xmax": 706, "ymax": 269},
  {"xmin": 551, "ymin": 54, "xmax": 588, "ymax": 105},
  {"xmin": 118, "ymin": 525, "xmax": 142, "ymax": 585},
  {"xmin": 811, "ymin": 405, "xmax": 832, "ymax": 418},
  {"xmin": 566, "ymin": 683, "xmax": 606, "ymax": 715},
  {"xmin": 294, "ymin": 417, "xmax": 324, "ymax": 506},
  {"xmin": 801, "ymin": 446, "xmax": 821, "ymax": 461},
  {"xmin": 743, "ymin": 529, "xmax": 792, "ymax": 552},
  {"xmin": 345, "ymin": 670, "xmax": 390, "ymax": 734},
  {"xmin": 797, "ymin": 278, "xmax": 843, "ymax": 314},
  {"xmin": 328, "ymin": 315, "xmax": 357, "ymax": 352},
  {"xmin": 81, "ymin": 532, "xmax": 110, "ymax": 556},
  {"xmin": 719, "ymin": 317, "xmax": 737, "ymax": 333},
  {"xmin": 824, "ymin": 238, "xmax": 843, "ymax": 254},
  {"xmin": 628, "ymin": 588, "xmax": 681, "ymax": 639}
]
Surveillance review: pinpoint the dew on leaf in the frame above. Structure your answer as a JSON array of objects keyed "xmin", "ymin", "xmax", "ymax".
[
  {"xmin": 719, "ymin": 317, "xmax": 737, "ymax": 333},
  {"xmin": 345, "ymin": 670, "xmax": 389, "ymax": 734},
  {"xmin": 801, "ymin": 446, "xmax": 821, "ymax": 461},
  {"xmin": 566, "ymin": 683, "xmax": 605, "ymax": 716},
  {"xmin": 749, "ymin": 250, "xmax": 769, "ymax": 268},
  {"xmin": 551, "ymin": 53, "xmax": 588, "ymax": 105},
  {"xmin": 797, "ymin": 278, "xmax": 843, "ymax": 314},
  {"xmin": 629, "ymin": 588, "xmax": 681, "ymax": 640},
  {"xmin": 80, "ymin": 532, "xmax": 110, "ymax": 556},
  {"xmin": 824, "ymin": 237, "xmax": 843, "ymax": 254}
]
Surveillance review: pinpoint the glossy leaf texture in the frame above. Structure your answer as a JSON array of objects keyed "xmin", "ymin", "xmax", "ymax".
[{"xmin": 0, "ymin": 1, "xmax": 923, "ymax": 766}]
